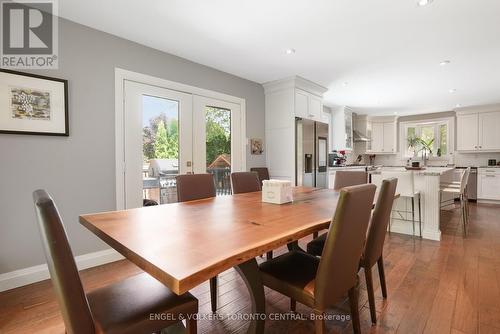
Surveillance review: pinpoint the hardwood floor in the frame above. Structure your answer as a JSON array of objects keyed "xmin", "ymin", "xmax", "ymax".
[{"xmin": 1, "ymin": 203, "xmax": 500, "ymax": 333}]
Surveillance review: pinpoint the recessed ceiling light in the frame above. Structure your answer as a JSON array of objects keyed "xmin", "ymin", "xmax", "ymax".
[
  {"xmin": 285, "ymin": 48, "xmax": 295, "ymax": 55},
  {"xmin": 456, "ymin": 103, "xmax": 462, "ymax": 108},
  {"xmin": 417, "ymin": 0, "xmax": 433, "ymax": 6},
  {"xmin": 440, "ymin": 60, "xmax": 451, "ymax": 66},
  {"xmin": 449, "ymin": 88, "xmax": 457, "ymax": 93},
  {"xmin": 342, "ymin": 82, "xmax": 348, "ymax": 87}
]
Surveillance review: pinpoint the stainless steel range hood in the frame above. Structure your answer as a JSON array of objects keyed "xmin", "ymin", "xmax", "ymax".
[{"xmin": 353, "ymin": 129, "xmax": 370, "ymax": 142}]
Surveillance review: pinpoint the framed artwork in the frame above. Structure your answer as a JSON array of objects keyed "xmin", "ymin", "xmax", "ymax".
[
  {"xmin": 251, "ymin": 138, "xmax": 263, "ymax": 155},
  {"xmin": 0, "ymin": 69, "xmax": 68, "ymax": 136}
]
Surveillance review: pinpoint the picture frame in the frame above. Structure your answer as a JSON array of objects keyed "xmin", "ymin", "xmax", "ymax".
[
  {"xmin": 0, "ymin": 69, "xmax": 69, "ymax": 136},
  {"xmin": 250, "ymin": 138, "xmax": 263, "ymax": 155}
]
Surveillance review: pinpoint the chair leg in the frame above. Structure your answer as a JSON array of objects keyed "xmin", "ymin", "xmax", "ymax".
[
  {"xmin": 266, "ymin": 251, "xmax": 273, "ymax": 260},
  {"xmin": 348, "ymin": 286, "xmax": 361, "ymax": 334},
  {"xmin": 186, "ymin": 317, "xmax": 197, "ymax": 334},
  {"xmin": 290, "ymin": 298, "xmax": 296, "ymax": 312},
  {"xmin": 461, "ymin": 196, "xmax": 467, "ymax": 238},
  {"xmin": 411, "ymin": 197, "xmax": 416, "ymax": 237},
  {"xmin": 313, "ymin": 309, "xmax": 326, "ymax": 334},
  {"xmin": 364, "ymin": 266, "xmax": 377, "ymax": 324},
  {"xmin": 210, "ymin": 276, "xmax": 217, "ymax": 312},
  {"xmin": 313, "ymin": 231, "xmax": 319, "ymax": 239},
  {"xmin": 377, "ymin": 257, "xmax": 388, "ymax": 298},
  {"xmin": 418, "ymin": 194, "xmax": 422, "ymax": 238}
]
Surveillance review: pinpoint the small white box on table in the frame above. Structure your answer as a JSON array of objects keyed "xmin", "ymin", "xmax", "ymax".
[{"xmin": 262, "ymin": 179, "xmax": 293, "ymax": 204}]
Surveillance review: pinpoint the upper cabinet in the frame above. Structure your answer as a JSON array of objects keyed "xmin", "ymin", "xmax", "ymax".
[
  {"xmin": 331, "ymin": 107, "xmax": 353, "ymax": 151},
  {"xmin": 355, "ymin": 115, "xmax": 397, "ymax": 154},
  {"xmin": 456, "ymin": 105, "xmax": 500, "ymax": 152},
  {"xmin": 294, "ymin": 89, "xmax": 323, "ymax": 122}
]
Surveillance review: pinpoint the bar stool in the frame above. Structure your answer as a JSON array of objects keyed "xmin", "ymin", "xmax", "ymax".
[
  {"xmin": 440, "ymin": 167, "xmax": 470, "ymax": 237},
  {"xmin": 374, "ymin": 171, "xmax": 422, "ymax": 238}
]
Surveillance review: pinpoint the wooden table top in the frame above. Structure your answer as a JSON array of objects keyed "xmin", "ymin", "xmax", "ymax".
[{"xmin": 80, "ymin": 187, "xmax": 340, "ymax": 295}]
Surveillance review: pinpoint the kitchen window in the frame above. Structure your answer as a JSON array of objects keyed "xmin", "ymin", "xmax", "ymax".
[{"xmin": 401, "ymin": 118, "xmax": 453, "ymax": 159}]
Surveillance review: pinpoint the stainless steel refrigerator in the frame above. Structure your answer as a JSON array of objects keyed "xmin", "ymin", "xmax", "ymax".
[{"xmin": 295, "ymin": 118, "xmax": 329, "ymax": 188}]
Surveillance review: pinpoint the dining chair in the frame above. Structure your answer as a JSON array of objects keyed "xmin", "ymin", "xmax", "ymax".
[
  {"xmin": 176, "ymin": 173, "xmax": 219, "ymax": 312},
  {"xmin": 333, "ymin": 170, "xmax": 368, "ymax": 190},
  {"xmin": 33, "ymin": 190, "xmax": 198, "ymax": 334},
  {"xmin": 230, "ymin": 171, "xmax": 262, "ymax": 194},
  {"xmin": 308, "ymin": 169, "xmax": 368, "ymax": 242},
  {"xmin": 359, "ymin": 178, "xmax": 398, "ymax": 324},
  {"xmin": 250, "ymin": 167, "xmax": 270, "ymax": 184},
  {"xmin": 259, "ymin": 184, "xmax": 376, "ymax": 334}
]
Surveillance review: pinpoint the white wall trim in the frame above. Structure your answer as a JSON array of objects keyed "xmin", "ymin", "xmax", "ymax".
[
  {"xmin": 115, "ymin": 67, "xmax": 247, "ymax": 210},
  {"xmin": 0, "ymin": 249, "xmax": 124, "ymax": 292}
]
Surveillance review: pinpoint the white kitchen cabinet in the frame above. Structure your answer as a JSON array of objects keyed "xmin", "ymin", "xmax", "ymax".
[
  {"xmin": 456, "ymin": 106, "xmax": 500, "ymax": 152},
  {"xmin": 367, "ymin": 118, "xmax": 397, "ymax": 154},
  {"xmin": 331, "ymin": 107, "xmax": 353, "ymax": 151},
  {"xmin": 264, "ymin": 76, "xmax": 327, "ymax": 182},
  {"xmin": 479, "ymin": 112, "xmax": 500, "ymax": 151},
  {"xmin": 478, "ymin": 168, "xmax": 500, "ymax": 200}
]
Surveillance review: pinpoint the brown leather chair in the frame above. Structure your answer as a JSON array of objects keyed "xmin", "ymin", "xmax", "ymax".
[
  {"xmin": 231, "ymin": 171, "xmax": 261, "ymax": 194},
  {"xmin": 176, "ymin": 173, "xmax": 218, "ymax": 312},
  {"xmin": 250, "ymin": 167, "xmax": 270, "ymax": 184},
  {"xmin": 333, "ymin": 170, "xmax": 368, "ymax": 190},
  {"xmin": 176, "ymin": 173, "xmax": 216, "ymax": 202},
  {"xmin": 259, "ymin": 184, "xmax": 376, "ymax": 334},
  {"xmin": 360, "ymin": 178, "xmax": 398, "ymax": 324},
  {"xmin": 33, "ymin": 190, "xmax": 197, "ymax": 334}
]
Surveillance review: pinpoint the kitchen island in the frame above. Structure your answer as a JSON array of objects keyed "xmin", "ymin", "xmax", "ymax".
[{"xmin": 371, "ymin": 167, "xmax": 455, "ymax": 241}]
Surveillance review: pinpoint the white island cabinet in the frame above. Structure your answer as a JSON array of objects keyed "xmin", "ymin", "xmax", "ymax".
[
  {"xmin": 478, "ymin": 168, "xmax": 500, "ymax": 201},
  {"xmin": 371, "ymin": 167, "xmax": 455, "ymax": 241}
]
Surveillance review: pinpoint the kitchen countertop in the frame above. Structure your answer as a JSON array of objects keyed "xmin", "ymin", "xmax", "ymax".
[{"xmin": 369, "ymin": 166, "xmax": 455, "ymax": 176}]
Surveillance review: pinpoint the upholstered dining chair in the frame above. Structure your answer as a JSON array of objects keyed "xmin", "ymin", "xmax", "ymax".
[
  {"xmin": 250, "ymin": 167, "xmax": 270, "ymax": 185},
  {"xmin": 359, "ymin": 178, "xmax": 398, "ymax": 323},
  {"xmin": 230, "ymin": 171, "xmax": 262, "ymax": 194},
  {"xmin": 33, "ymin": 190, "xmax": 198, "ymax": 334},
  {"xmin": 306, "ymin": 178, "xmax": 398, "ymax": 324},
  {"xmin": 333, "ymin": 170, "xmax": 368, "ymax": 190},
  {"xmin": 176, "ymin": 173, "xmax": 219, "ymax": 312},
  {"xmin": 259, "ymin": 184, "xmax": 376, "ymax": 334}
]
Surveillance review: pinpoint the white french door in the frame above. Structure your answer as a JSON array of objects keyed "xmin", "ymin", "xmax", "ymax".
[{"xmin": 121, "ymin": 80, "xmax": 245, "ymax": 209}]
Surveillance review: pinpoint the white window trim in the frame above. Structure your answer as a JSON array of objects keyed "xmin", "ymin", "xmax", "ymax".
[
  {"xmin": 115, "ymin": 68, "xmax": 247, "ymax": 210},
  {"xmin": 399, "ymin": 116, "xmax": 455, "ymax": 161}
]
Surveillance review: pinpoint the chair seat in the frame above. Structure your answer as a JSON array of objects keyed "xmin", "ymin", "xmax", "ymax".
[
  {"xmin": 306, "ymin": 233, "xmax": 327, "ymax": 256},
  {"xmin": 87, "ymin": 273, "xmax": 197, "ymax": 334},
  {"xmin": 259, "ymin": 251, "xmax": 319, "ymax": 307}
]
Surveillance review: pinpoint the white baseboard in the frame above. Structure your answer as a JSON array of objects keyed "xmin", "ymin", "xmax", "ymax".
[{"xmin": 0, "ymin": 249, "xmax": 124, "ymax": 293}]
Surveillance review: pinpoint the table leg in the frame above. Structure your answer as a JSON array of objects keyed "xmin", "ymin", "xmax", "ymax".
[{"xmin": 235, "ymin": 258, "xmax": 265, "ymax": 334}]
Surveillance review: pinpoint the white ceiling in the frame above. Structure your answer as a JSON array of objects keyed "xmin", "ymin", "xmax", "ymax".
[{"xmin": 59, "ymin": 0, "xmax": 500, "ymax": 115}]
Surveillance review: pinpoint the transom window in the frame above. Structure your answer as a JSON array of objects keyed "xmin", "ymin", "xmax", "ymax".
[{"xmin": 401, "ymin": 119, "xmax": 452, "ymax": 159}]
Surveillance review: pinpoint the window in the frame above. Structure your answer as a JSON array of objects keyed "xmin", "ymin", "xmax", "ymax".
[{"xmin": 402, "ymin": 120, "xmax": 451, "ymax": 159}]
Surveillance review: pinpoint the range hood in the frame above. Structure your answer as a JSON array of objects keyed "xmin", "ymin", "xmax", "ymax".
[{"xmin": 353, "ymin": 129, "xmax": 370, "ymax": 142}]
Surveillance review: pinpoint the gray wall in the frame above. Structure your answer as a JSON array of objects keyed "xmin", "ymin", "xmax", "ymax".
[{"xmin": 0, "ymin": 19, "xmax": 265, "ymax": 274}]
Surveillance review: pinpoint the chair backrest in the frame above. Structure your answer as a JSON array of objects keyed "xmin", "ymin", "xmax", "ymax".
[
  {"xmin": 380, "ymin": 171, "xmax": 414, "ymax": 197},
  {"xmin": 314, "ymin": 184, "xmax": 376, "ymax": 308},
  {"xmin": 460, "ymin": 167, "xmax": 471, "ymax": 193},
  {"xmin": 33, "ymin": 190, "xmax": 95, "ymax": 334},
  {"xmin": 333, "ymin": 170, "xmax": 368, "ymax": 190},
  {"xmin": 362, "ymin": 178, "xmax": 398, "ymax": 267},
  {"xmin": 176, "ymin": 174, "xmax": 216, "ymax": 202},
  {"xmin": 231, "ymin": 172, "xmax": 262, "ymax": 194},
  {"xmin": 250, "ymin": 167, "xmax": 270, "ymax": 184}
]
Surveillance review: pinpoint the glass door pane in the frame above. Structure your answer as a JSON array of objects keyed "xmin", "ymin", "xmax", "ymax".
[
  {"xmin": 205, "ymin": 106, "xmax": 232, "ymax": 195},
  {"xmin": 124, "ymin": 81, "xmax": 192, "ymax": 209},
  {"xmin": 142, "ymin": 95, "xmax": 179, "ymax": 204}
]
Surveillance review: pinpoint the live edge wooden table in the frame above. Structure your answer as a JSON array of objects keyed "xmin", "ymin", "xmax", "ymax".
[{"xmin": 80, "ymin": 187, "xmax": 343, "ymax": 334}]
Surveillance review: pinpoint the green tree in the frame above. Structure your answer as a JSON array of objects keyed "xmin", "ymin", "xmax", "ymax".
[
  {"xmin": 206, "ymin": 107, "xmax": 231, "ymax": 166},
  {"xmin": 154, "ymin": 120, "xmax": 178, "ymax": 159}
]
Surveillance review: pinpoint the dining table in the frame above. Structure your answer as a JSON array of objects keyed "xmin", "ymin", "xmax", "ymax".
[{"xmin": 79, "ymin": 186, "xmax": 356, "ymax": 333}]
